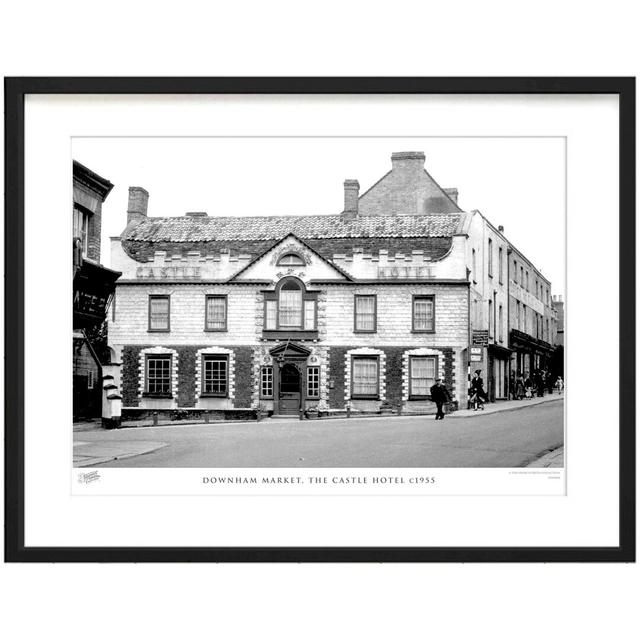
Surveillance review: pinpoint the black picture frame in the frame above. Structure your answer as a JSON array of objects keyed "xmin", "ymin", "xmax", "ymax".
[{"xmin": 4, "ymin": 76, "xmax": 635, "ymax": 563}]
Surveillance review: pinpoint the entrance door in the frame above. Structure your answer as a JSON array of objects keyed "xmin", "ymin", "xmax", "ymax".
[{"xmin": 278, "ymin": 362, "xmax": 301, "ymax": 415}]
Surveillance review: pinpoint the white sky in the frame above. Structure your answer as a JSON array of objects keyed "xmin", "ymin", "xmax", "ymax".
[{"xmin": 73, "ymin": 137, "xmax": 566, "ymax": 296}]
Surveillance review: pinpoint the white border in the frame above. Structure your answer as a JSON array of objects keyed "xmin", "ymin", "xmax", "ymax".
[{"xmin": 24, "ymin": 94, "xmax": 618, "ymax": 547}]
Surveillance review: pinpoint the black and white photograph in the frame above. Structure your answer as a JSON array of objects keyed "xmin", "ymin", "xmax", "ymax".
[
  {"xmin": 72, "ymin": 137, "xmax": 565, "ymax": 473},
  {"xmin": 6, "ymin": 78, "xmax": 632, "ymax": 563}
]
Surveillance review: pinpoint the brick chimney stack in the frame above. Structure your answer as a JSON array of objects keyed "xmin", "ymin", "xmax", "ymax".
[
  {"xmin": 391, "ymin": 151, "xmax": 425, "ymax": 173},
  {"xmin": 343, "ymin": 179, "xmax": 360, "ymax": 219},
  {"xmin": 127, "ymin": 186, "xmax": 149, "ymax": 225}
]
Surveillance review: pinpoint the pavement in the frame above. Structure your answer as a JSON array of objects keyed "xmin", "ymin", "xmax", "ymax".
[
  {"xmin": 74, "ymin": 440, "xmax": 167, "ymax": 467},
  {"xmin": 526, "ymin": 445, "xmax": 564, "ymax": 468},
  {"xmin": 452, "ymin": 392, "xmax": 563, "ymax": 418},
  {"xmin": 73, "ymin": 397, "xmax": 564, "ymax": 468}
]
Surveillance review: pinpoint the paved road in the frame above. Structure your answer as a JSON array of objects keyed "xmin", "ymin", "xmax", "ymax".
[{"xmin": 82, "ymin": 399, "xmax": 564, "ymax": 468}]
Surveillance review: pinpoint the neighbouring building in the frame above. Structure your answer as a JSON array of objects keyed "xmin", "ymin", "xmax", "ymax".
[
  {"xmin": 107, "ymin": 150, "xmax": 562, "ymax": 420},
  {"xmin": 507, "ymin": 243, "xmax": 557, "ymax": 384},
  {"xmin": 73, "ymin": 161, "xmax": 121, "ymax": 421}
]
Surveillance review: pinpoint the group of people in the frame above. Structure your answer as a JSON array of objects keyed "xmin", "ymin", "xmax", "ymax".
[
  {"xmin": 510, "ymin": 369, "xmax": 563, "ymax": 400},
  {"xmin": 430, "ymin": 368, "xmax": 565, "ymax": 419}
]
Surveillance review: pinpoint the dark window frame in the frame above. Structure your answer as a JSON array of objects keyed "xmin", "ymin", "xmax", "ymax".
[
  {"xmin": 412, "ymin": 294, "xmax": 436, "ymax": 333},
  {"xmin": 488, "ymin": 238, "xmax": 493, "ymax": 278},
  {"xmin": 144, "ymin": 353, "xmax": 173, "ymax": 397},
  {"xmin": 498, "ymin": 247, "xmax": 503, "ymax": 284},
  {"xmin": 408, "ymin": 354, "xmax": 438, "ymax": 400},
  {"xmin": 200, "ymin": 353, "xmax": 229, "ymax": 398},
  {"xmin": 148, "ymin": 294, "xmax": 170, "ymax": 333},
  {"xmin": 260, "ymin": 365, "xmax": 274, "ymax": 399},
  {"xmin": 353, "ymin": 294, "xmax": 377, "ymax": 333},
  {"xmin": 306, "ymin": 365, "xmax": 320, "ymax": 399},
  {"xmin": 204, "ymin": 294, "xmax": 228, "ymax": 332},
  {"xmin": 350, "ymin": 355, "xmax": 380, "ymax": 400},
  {"xmin": 73, "ymin": 203, "xmax": 92, "ymax": 257}
]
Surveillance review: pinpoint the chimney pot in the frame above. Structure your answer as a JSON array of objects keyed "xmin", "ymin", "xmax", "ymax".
[
  {"xmin": 127, "ymin": 186, "xmax": 149, "ymax": 225},
  {"xmin": 343, "ymin": 179, "xmax": 360, "ymax": 219},
  {"xmin": 185, "ymin": 211, "xmax": 208, "ymax": 217}
]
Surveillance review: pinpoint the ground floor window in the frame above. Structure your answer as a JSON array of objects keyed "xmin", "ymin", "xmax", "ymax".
[
  {"xmin": 409, "ymin": 355, "xmax": 437, "ymax": 398},
  {"xmin": 351, "ymin": 356, "xmax": 379, "ymax": 398},
  {"xmin": 202, "ymin": 354, "xmax": 228, "ymax": 396},
  {"xmin": 307, "ymin": 366, "xmax": 320, "ymax": 398},
  {"xmin": 260, "ymin": 365, "xmax": 273, "ymax": 398},
  {"xmin": 146, "ymin": 354, "xmax": 172, "ymax": 395}
]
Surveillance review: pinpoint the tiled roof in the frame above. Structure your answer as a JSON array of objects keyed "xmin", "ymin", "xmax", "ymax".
[{"xmin": 123, "ymin": 213, "xmax": 463, "ymax": 243}]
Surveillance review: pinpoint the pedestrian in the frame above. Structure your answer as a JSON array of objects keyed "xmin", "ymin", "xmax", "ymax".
[
  {"xmin": 524, "ymin": 372, "xmax": 533, "ymax": 399},
  {"xmin": 515, "ymin": 373, "xmax": 525, "ymax": 400},
  {"xmin": 509, "ymin": 371, "xmax": 517, "ymax": 400},
  {"xmin": 555, "ymin": 376, "xmax": 564, "ymax": 394},
  {"xmin": 545, "ymin": 370, "xmax": 553, "ymax": 394},
  {"xmin": 470, "ymin": 370, "xmax": 488, "ymax": 410},
  {"xmin": 534, "ymin": 369, "xmax": 544, "ymax": 397},
  {"xmin": 430, "ymin": 378, "xmax": 452, "ymax": 420}
]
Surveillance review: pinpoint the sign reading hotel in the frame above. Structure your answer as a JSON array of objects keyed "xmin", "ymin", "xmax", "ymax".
[{"xmin": 377, "ymin": 265, "xmax": 435, "ymax": 279}]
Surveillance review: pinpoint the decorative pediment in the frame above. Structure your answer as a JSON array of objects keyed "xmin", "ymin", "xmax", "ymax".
[
  {"xmin": 228, "ymin": 233, "xmax": 352, "ymax": 283},
  {"xmin": 269, "ymin": 342, "xmax": 312, "ymax": 358}
]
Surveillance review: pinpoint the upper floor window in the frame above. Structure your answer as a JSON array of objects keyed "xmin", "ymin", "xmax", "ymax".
[
  {"xmin": 264, "ymin": 277, "xmax": 317, "ymax": 332},
  {"xmin": 354, "ymin": 295, "xmax": 377, "ymax": 332},
  {"xmin": 520, "ymin": 266, "xmax": 524, "ymax": 288},
  {"xmin": 472, "ymin": 248, "xmax": 477, "ymax": 283},
  {"xmin": 498, "ymin": 247, "xmax": 503, "ymax": 284},
  {"xmin": 525, "ymin": 271, "xmax": 529, "ymax": 292},
  {"xmin": 205, "ymin": 295, "xmax": 227, "ymax": 331},
  {"xmin": 279, "ymin": 280, "xmax": 303, "ymax": 327},
  {"xmin": 277, "ymin": 253, "xmax": 305, "ymax": 267},
  {"xmin": 488, "ymin": 299, "xmax": 493, "ymax": 338},
  {"xmin": 523, "ymin": 304, "xmax": 527, "ymax": 333},
  {"xmin": 499, "ymin": 305, "xmax": 504, "ymax": 342},
  {"xmin": 413, "ymin": 295, "xmax": 435, "ymax": 332},
  {"xmin": 148, "ymin": 295, "xmax": 170, "ymax": 332},
  {"xmin": 488, "ymin": 239, "xmax": 493, "ymax": 277},
  {"xmin": 73, "ymin": 206, "xmax": 90, "ymax": 257}
]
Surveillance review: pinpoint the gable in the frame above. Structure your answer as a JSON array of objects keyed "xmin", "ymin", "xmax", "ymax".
[
  {"xmin": 358, "ymin": 162, "xmax": 461, "ymax": 216},
  {"xmin": 229, "ymin": 234, "xmax": 351, "ymax": 283}
]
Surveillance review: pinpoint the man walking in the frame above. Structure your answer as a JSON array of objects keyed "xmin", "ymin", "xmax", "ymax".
[{"xmin": 430, "ymin": 378, "xmax": 452, "ymax": 420}]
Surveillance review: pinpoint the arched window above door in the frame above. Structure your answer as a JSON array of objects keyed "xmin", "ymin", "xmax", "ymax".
[
  {"xmin": 263, "ymin": 277, "xmax": 318, "ymax": 337},
  {"xmin": 279, "ymin": 279, "xmax": 303, "ymax": 327}
]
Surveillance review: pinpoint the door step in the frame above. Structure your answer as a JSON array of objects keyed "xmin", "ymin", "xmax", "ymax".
[{"xmin": 268, "ymin": 414, "xmax": 301, "ymax": 420}]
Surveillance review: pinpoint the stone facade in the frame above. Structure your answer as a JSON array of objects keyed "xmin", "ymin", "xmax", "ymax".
[{"xmin": 108, "ymin": 150, "xmax": 560, "ymax": 418}]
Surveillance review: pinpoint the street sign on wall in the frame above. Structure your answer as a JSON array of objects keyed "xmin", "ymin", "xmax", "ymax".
[{"xmin": 472, "ymin": 330, "xmax": 489, "ymax": 346}]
